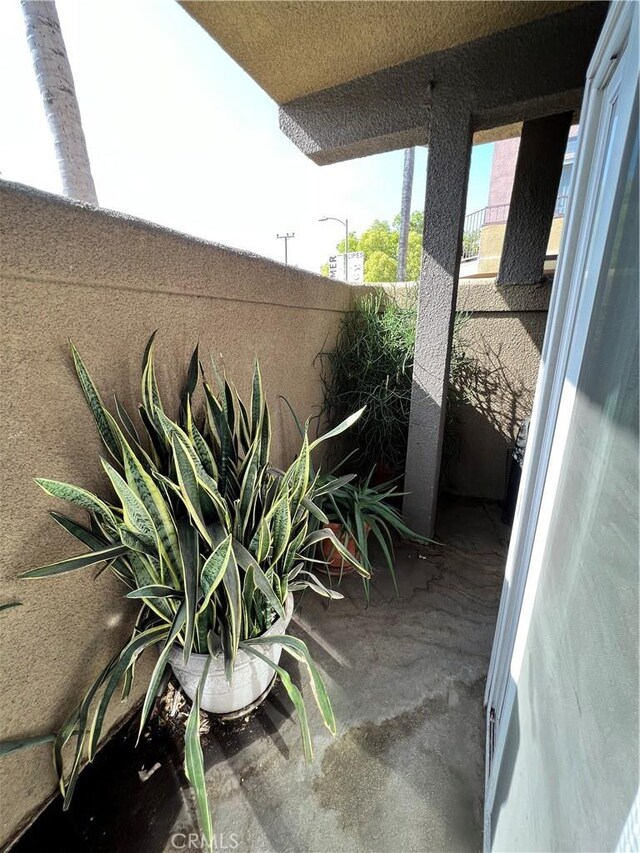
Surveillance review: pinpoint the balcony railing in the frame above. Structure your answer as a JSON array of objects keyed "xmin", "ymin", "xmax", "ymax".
[{"xmin": 461, "ymin": 196, "xmax": 569, "ymax": 262}]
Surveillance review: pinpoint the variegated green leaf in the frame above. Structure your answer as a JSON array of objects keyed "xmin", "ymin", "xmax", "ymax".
[
  {"xmin": 138, "ymin": 602, "xmax": 187, "ymax": 739},
  {"xmin": 232, "ymin": 540, "xmax": 284, "ymax": 620},
  {"xmin": 308, "ymin": 407, "xmax": 365, "ymax": 452},
  {"xmin": 184, "ymin": 658, "xmax": 213, "ymax": 850},
  {"xmin": 35, "ymin": 479, "xmax": 117, "ymax": 527},
  {"xmin": 241, "ymin": 644, "xmax": 313, "ymax": 762},
  {"xmin": 269, "ymin": 494, "xmax": 291, "ymax": 565},
  {"xmin": 101, "ymin": 460, "xmax": 156, "ymax": 547},
  {"xmin": 88, "ymin": 623, "xmax": 167, "ymax": 760},
  {"xmin": 171, "ymin": 435, "xmax": 211, "ymax": 545},
  {"xmin": 178, "ymin": 519, "xmax": 200, "ymax": 662},
  {"xmin": 248, "ymin": 634, "xmax": 336, "ymax": 735},
  {"xmin": 21, "ymin": 543, "xmax": 130, "ymax": 579},
  {"xmin": 198, "ymin": 535, "xmax": 232, "ymax": 614},
  {"xmin": 125, "ymin": 585, "xmax": 182, "ymax": 599},
  {"xmin": 70, "ymin": 341, "xmax": 121, "ymax": 462},
  {"xmin": 50, "ymin": 511, "xmax": 109, "ymax": 551},
  {"xmin": 0, "ymin": 734, "xmax": 54, "ymax": 756}
]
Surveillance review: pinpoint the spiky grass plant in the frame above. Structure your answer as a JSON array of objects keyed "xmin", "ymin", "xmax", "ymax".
[
  {"xmin": 318, "ymin": 288, "xmax": 473, "ymax": 476},
  {"xmin": 320, "ymin": 471, "xmax": 431, "ymax": 603},
  {"xmin": 17, "ymin": 334, "xmax": 367, "ymax": 848}
]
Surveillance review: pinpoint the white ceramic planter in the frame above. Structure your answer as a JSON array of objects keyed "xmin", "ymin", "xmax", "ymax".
[{"xmin": 167, "ymin": 593, "xmax": 294, "ymax": 715}]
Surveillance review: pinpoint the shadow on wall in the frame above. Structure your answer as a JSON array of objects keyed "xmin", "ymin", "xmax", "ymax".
[{"xmin": 443, "ymin": 303, "xmax": 547, "ymax": 502}]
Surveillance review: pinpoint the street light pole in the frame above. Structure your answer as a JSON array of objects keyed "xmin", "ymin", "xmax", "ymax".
[
  {"xmin": 319, "ymin": 215, "xmax": 350, "ymax": 281},
  {"xmin": 276, "ymin": 232, "xmax": 295, "ymax": 265}
]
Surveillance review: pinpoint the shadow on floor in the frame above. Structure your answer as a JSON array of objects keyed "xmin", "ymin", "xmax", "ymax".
[{"xmin": 10, "ymin": 498, "xmax": 509, "ymax": 853}]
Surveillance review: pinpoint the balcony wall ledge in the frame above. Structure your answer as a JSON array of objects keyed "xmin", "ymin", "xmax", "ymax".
[{"xmin": 0, "ymin": 180, "xmax": 353, "ymax": 315}]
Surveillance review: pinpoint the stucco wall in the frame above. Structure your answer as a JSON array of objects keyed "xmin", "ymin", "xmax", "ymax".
[
  {"xmin": 444, "ymin": 280, "xmax": 551, "ymax": 500},
  {"xmin": 477, "ymin": 217, "xmax": 565, "ymax": 276},
  {"xmin": 0, "ymin": 181, "xmax": 352, "ymax": 847}
]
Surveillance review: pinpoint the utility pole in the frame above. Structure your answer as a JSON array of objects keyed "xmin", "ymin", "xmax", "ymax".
[{"xmin": 277, "ymin": 232, "xmax": 295, "ymax": 265}]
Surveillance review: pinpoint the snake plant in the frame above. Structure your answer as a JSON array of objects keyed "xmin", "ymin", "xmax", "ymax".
[{"xmin": 18, "ymin": 333, "xmax": 367, "ymax": 848}]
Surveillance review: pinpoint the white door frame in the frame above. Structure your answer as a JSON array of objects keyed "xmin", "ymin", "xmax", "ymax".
[{"xmin": 483, "ymin": 2, "xmax": 639, "ymax": 846}]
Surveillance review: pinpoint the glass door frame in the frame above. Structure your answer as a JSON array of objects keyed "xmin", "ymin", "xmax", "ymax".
[{"xmin": 483, "ymin": 3, "xmax": 639, "ymax": 847}]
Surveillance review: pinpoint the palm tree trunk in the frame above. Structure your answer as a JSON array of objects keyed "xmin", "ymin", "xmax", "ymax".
[
  {"xmin": 396, "ymin": 147, "xmax": 415, "ymax": 282},
  {"xmin": 21, "ymin": 1, "xmax": 98, "ymax": 204}
]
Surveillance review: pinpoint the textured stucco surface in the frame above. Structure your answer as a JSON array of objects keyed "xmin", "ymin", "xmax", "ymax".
[
  {"xmin": 477, "ymin": 218, "xmax": 566, "ymax": 276},
  {"xmin": 498, "ymin": 113, "xmax": 573, "ymax": 284},
  {"xmin": 278, "ymin": 4, "xmax": 606, "ymax": 165},
  {"xmin": 444, "ymin": 282, "xmax": 551, "ymax": 500},
  {"xmin": 182, "ymin": 1, "xmax": 580, "ymax": 105},
  {"xmin": 403, "ymin": 102, "xmax": 473, "ymax": 537},
  {"xmin": 0, "ymin": 181, "xmax": 352, "ymax": 847}
]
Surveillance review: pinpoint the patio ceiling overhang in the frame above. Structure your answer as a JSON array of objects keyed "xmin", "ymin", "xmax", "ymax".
[{"xmin": 180, "ymin": 0, "xmax": 605, "ymax": 165}]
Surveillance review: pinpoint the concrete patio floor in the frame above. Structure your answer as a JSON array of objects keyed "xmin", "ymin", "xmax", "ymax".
[
  {"xmin": 165, "ymin": 496, "xmax": 509, "ymax": 853},
  {"xmin": 10, "ymin": 497, "xmax": 508, "ymax": 853}
]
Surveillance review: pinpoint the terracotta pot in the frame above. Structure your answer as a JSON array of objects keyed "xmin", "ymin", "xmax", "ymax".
[
  {"xmin": 321, "ymin": 521, "xmax": 369, "ymax": 576},
  {"xmin": 372, "ymin": 461, "xmax": 398, "ymax": 486}
]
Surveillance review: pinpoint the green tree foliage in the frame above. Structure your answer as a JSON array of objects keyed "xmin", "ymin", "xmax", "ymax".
[{"xmin": 320, "ymin": 212, "xmax": 424, "ymax": 282}]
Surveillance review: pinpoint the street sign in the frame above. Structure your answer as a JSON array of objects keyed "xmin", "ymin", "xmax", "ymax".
[{"xmin": 327, "ymin": 251, "xmax": 365, "ymax": 283}]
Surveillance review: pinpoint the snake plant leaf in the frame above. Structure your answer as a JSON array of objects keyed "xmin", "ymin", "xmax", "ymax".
[
  {"xmin": 282, "ymin": 524, "xmax": 308, "ymax": 576},
  {"xmin": 101, "ymin": 460, "xmax": 156, "ymax": 547},
  {"xmin": 231, "ymin": 540, "xmax": 285, "ymax": 620},
  {"xmin": 221, "ymin": 550, "xmax": 241, "ymax": 667},
  {"xmin": 184, "ymin": 657, "xmax": 213, "ymax": 851},
  {"xmin": 203, "ymin": 382, "xmax": 232, "ymax": 496},
  {"xmin": 178, "ymin": 519, "xmax": 200, "ymax": 662},
  {"xmin": 62, "ymin": 650, "xmax": 121, "ymax": 808},
  {"xmin": 250, "ymin": 359, "xmax": 264, "ymax": 439},
  {"xmin": 171, "ymin": 435, "xmax": 210, "ymax": 545},
  {"xmin": 198, "ymin": 535, "xmax": 232, "ymax": 614},
  {"xmin": 180, "ymin": 343, "xmax": 199, "ymax": 422},
  {"xmin": 35, "ymin": 479, "xmax": 118, "ymax": 527},
  {"xmin": 233, "ymin": 383, "xmax": 251, "ymax": 451},
  {"xmin": 260, "ymin": 400, "xmax": 272, "ymax": 466},
  {"xmin": 138, "ymin": 404, "xmax": 165, "ymax": 468},
  {"xmin": 289, "ymin": 572, "xmax": 344, "ymax": 600},
  {"xmin": 113, "ymin": 394, "xmax": 140, "ymax": 444},
  {"xmin": 118, "ymin": 527, "xmax": 155, "ymax": 556},
  {"xmin": 186, "ymin": 399, "xmax": 217, "ymax": 479},
  {"xmin": 88, "ymin": 623, "xmax": 168, "ymax": 760},
  {"xmin": 313, "ymin": 474, "xmax": 356, "ymax": 497},
  {"xmin": 308, "ymin": 406, "xmax": 365, "ymax": 452},
  {"xmin": 118, "ymin": 433, "xmax": 181, "ymax": 585},
  {"xmin": 254, "ymin": 516, "xmax": 272, "ymax": 564},
  {"xmin": 138, "ymin": 601, "xmax": 187, "ymax": 740},
  {"xmin": 240, "ymin": 644, "xmax": 313, "ymax": 763},
  {"xmin": 302, "ymin": 528, "xmax": 370, "ymax": 578},
  {"xmin": 269, "ymin": 494, "xmax": 292, "ymax": 565},
  {"xmin": 249, "ymin": 634, "xmax": 336, "ymax": 735},
  {"xmin": 237, "ymin": 441, "xmax": 260, "ymax": 538},
  {"xmin": 0, "ymin": 734, "xmax": 54, "ymax": 756},
  {"xmin": 300, "ymin": 496, "xmax": 329, "ymax": 524},
  {"xmin": 69, "ymin": 341, "xmax": 121, "ymax": 463},
  {"xmin": 125, "ymin": 585, "xmax": 183, "ymax": 599},
  {"xmin": 141, "ymin": 331, "xmax": 165, "ymax": 433},
  {"xmin": 21, "ymin": 543, "xmax": 130, "ymax": 579},
  {"xmin": 49, "ymin": 511, "xmax": 109, "ymax": 551}
]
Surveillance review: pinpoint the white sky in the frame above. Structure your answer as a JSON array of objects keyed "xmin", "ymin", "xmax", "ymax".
[{"xmin": 0, "ymin": 0, "xmax": 494, "ymax": 273}]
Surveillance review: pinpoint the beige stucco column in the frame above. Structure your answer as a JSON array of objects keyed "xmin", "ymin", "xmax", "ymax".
[{"xmin": 403, "ymin": 105, "xmax": 473, "ymax": 537}]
